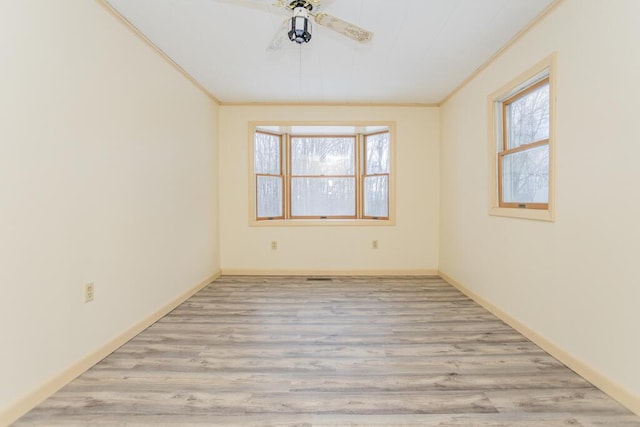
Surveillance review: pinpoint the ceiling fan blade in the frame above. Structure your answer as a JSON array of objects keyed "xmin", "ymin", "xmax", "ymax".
[
  {"xmin": 210, "ymin": 0, "xmax": 270, "ymax": 8},
  {"xmin": 267, "ymin": 19, "xmax": 290, "ymax": 51},
  {"xmin": 210, "ymin": 0, "xmax": 288, "ymax": 16},
  {"xmin": 314, "ymin": 0, "xmax": 336, "ymax": 11},
  {"xmin": 313, "ymin": 12, "xmax": 373, "ymax": 43}
]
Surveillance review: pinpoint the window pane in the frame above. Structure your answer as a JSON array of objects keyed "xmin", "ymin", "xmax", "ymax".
[
  {"xmin": 256, "ymin": 175, "xmax": 283, "ymax": 218},
  {"xmin": 507, "ymin": 82, "xmax": 549, "ymax": 149},
  {"xmin": 291, "ymin": 137, "xmax": 355, "ymax": 175},
  {"xmin": 502, "ymin": 144, "xmax": 549, "ymax": 204},
  {"xmin": 291, "ymin": 177, "xmax": 355, "ymax": 217},
  {"xmin": 366, "ymin": 132, "xmax": 390, "ymax": 174},
  {"xmin": 364, "ymin": 175, "xmax": 389, "ymax": 218},
  {"xmin": 254, "ymin": 132, "xmax": 280, "ymax": 174}
]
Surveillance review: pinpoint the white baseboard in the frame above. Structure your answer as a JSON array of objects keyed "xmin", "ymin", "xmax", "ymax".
[
  {"xmin": 0, "ymin": 271, "xmax": 221, "ymax": 426},
  {"xmin": 221, "ymin": 268, "xmax": 439, "ymax": 276},
  {"xmin": 438, "ymin": 270, "xmax": 640, "ymax": 417}
]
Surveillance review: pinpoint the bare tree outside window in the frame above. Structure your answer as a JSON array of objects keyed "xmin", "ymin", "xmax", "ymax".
[
  {"xmin": 291, "ymin": 177, "xmax": 356, "ymax": 217},
  {"xmin": 257, "ymin": 176, "xmax": 283, "ymax": 218},
  {"xmin": 502, "ymin": 145, "xmax": 549, "ymax": 203},
  {"xmin": 506, "ymin": 83, "xmax": 549, "ymax": 149},
  {"xmin": 291, "ymin": 137, "xmax": 355, "ymax": 175}
]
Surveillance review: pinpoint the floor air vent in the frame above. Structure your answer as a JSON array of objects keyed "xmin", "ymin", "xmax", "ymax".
[{"xmin": 306, "ymin": 277, "xmax": 333, "ymax": 282}]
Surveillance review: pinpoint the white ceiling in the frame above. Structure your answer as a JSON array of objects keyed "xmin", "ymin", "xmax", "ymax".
[{"xmin": 104, "ymin": 0, "xmax": 554, "ymax": 105}]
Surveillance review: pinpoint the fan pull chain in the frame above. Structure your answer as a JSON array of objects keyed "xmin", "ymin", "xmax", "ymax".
[{"xmin": 299, "ymin": 44, "xmax": 303, "ymax": 100}]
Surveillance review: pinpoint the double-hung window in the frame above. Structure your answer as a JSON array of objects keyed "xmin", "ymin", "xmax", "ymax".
[
  {"xmin": 290, "ymin": 135, "xmax": 357, "ymax": 218},
  {"xmin": 254, "ymin": 131, "xmax": 284, "ymax": 220},
  {"xmin": 363, "ymin": 132, "xmax": 391, "ymax": 218},
  {"xmin": 253, "ymin": 125, "xmax": 392, "ymax": 223},
  {"xmin": 499, "ymin": 77, "xmax": 550, "ymax": 209},
  {"xmin": 489, "ymin": 54, "xmax": 555, "ymax": 221}
]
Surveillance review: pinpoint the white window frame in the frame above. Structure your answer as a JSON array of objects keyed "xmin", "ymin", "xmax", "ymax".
[
  {"xmin": 488, "ymin": 54, "xmax": 556, "ymax": 221},
  {"xmin": 249, "ymin": 122, "xmax": 396, "ymax": 226}
]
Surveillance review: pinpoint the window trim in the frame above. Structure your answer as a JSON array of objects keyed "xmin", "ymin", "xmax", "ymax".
[
  {"xmin": 488, "ymin": 54, "xmax": 556, "ymax": 222},
  {"xmin": 249, "ymin": 122, "xmax": 396, "ymax": 227}
]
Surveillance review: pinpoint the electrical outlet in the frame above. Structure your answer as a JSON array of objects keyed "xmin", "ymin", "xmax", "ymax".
[
  {"xmin": 271, "ymin": 241, "xmax": 278, "ymax": 250},
  {"xmin": 372, "ymin": 240, "xmax": 379, "ymax": 249},
  {"xmin": 85, "ymin": 282, "xmax": 94, "ymax": 303}
]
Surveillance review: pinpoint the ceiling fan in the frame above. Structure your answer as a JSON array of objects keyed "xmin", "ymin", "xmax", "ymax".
[{"xmin": 265, "ymin": 0, "xmax": 373, "ymax": 50}]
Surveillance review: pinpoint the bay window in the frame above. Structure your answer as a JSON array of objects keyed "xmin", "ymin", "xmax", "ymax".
[{"xmin": 253, "ymin": 125, "xmax": 392, "ymax": 222}]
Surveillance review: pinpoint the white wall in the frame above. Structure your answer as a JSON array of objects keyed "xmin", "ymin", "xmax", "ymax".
[
  {"xmin": 440, "ymin": 0, "xmax": 640, "ymax": 409},
  {"xmin": 219, "ymin": 106, "xmax": 439, "ymax": 274},
  {"xmin": 0, "ymin": 0, "xmax": 219, "ymax": 416}
]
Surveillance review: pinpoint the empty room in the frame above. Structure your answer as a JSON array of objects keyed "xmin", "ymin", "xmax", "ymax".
[{"xmin": 2, "ymin": 0, "xmax": 639, "ymax": 425}]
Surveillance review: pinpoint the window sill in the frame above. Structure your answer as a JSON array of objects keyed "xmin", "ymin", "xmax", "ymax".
[
  {"xmin": 250, "ymin": 218, "xmax": 395, "ymax": 227},
  {"xmin": 489, "ymin": 206, "xmax": 555, "ymax": 222}
]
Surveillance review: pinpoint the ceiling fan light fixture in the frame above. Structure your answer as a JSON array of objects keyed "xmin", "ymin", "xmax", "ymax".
[{"xmin": 288, "ymin": 6, "xmax": 312, "ymax": 44}]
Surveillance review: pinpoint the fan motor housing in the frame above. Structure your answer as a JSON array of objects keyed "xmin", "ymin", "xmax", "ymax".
[{"xmin": 288, "ymin": 0, "xmax": 313, "ymax": 11}]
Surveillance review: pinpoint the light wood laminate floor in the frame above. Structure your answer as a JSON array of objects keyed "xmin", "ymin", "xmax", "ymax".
[{"xmin": 14, "ymin": 276, "xmax": 640, "ymax": 426}]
